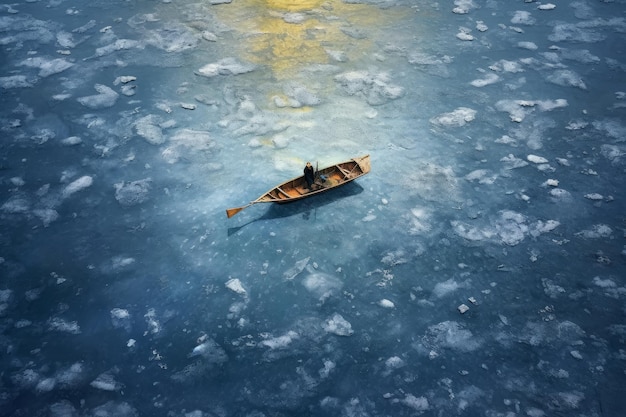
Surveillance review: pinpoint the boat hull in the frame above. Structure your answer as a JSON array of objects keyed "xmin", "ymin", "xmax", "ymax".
[
  {"xmin": 226, "ymin": 155, "xmax": 370, "ymax": 218},
  {"xmin": 257, "ymin": 155, "xmax": 370, "ymax": 204}
]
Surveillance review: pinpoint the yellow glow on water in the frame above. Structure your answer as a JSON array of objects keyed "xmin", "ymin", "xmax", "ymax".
[
  {"xmin": 212, "ymin": 0, "xmax": 407, "ymax": 80},
  {"xmin": 263, "ymin": 0, "xmax": 326, "ymax": 12}
]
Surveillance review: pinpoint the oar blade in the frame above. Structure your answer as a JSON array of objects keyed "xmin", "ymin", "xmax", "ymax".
[{"xmin": 226, "ymin": 206, "xmax": 246, "ymax": 218}]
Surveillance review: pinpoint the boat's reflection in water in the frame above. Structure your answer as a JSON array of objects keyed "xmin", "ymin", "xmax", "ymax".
[{"xmin": 227, "ymin": 182, "xmax": 364, "ymax": 236}]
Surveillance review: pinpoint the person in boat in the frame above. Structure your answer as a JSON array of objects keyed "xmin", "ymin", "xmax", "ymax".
[{"xmin": 304, "ymin": 161, "xmax": 315, "ymax": 190}]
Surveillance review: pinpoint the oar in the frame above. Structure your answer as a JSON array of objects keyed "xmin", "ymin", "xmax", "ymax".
[{"xmin": 226, "ymin": 201, "xmax": 256, "ymax": 218}]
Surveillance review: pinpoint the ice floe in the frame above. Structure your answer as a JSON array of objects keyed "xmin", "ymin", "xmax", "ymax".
[
  {"xmin": 196, "ymin": 57, "xmax": 256, "ymax": 77},
  {"xmin": 323, "ymin": 314, "xmax": 353, "ymax": 336},
  {"xmin": 430, "ymin": 107, "xmax": 476, "ymax": 127},
  {"xmin": 225, "ymin": 278, "xmax": 247, "ymax": 295},
  {"xmin": 77, "ymin": 84, "xmax": 119, "ymax": 109},
  {"xmin": 90, "ymin": 372, "xmax": 122, "ymax": 391},
  {"xmin": 48, "ymin": 317, "xmax": 81, "ymax": 334},
  {"xmin": 452, "ymin": 0, "xmax": 476, "ymax": 15},
  {"xmin": 302, "ymin": 272, "xmax": 343, "ymax": 302},
  {"xmin": 260, "ymin": 331, "xmax": 300, "ymax": 349},
  {"xmin": 334, "ymin": 70, "xmax": 404, "ymax": 105},
  {"xmin": 62, "ymin": 175, "xmax": 93, "ymax": 198},
  {"xmin": 114, "ymin": 179, "xmax": 151, "ymax": 206},
  {"xmin": 18, "ymin": 56, "xmax": 74, "ymax": 77}
]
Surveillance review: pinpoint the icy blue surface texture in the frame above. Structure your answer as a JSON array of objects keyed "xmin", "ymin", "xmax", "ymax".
[{"xmin": 1, "ymin": 0, "xmax": 625, "ymax": 416}]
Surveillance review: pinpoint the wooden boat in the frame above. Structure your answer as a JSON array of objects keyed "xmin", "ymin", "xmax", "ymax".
[{"xmin": 226, "ymin": 154, "xmax": 370, "ymax": 218}]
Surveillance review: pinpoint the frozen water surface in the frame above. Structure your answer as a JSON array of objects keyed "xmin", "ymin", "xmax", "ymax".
[{"xmin": 1, "ymin": 0, "xmax": 625, "ymax": 416}]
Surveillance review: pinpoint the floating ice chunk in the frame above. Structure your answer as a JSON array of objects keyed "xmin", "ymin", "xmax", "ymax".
[
  {"xmin": 111, "ymin": 308, "xmax": 129, "ymax": 319},
  {"xmin": 2, "ymin": 196, "xmax": 30, "ymax": 213},
  {"xmin": 77, "ymin": 84, "xmax": 119, "ymax": 109},
  {"xmin": 433, "ymin": 279, "xmax": 461, "ymax": 298},
  {"xmin": 423, "ymin": 321, "xmax": 482, "ymax": 352},
  {"xmin": 189, "ymin": 339, "xmax": 228, "ymax": 363},
  {"xmin": 284, "ymin": 257, "xmax": 310, "ymax": 280},
  {"xmin": 0, "ymin": 75, "xmax": 34, "ymax": 89},
  {"xmin": 145, "ymin": 23, "xmax": 200, "ymax": 52},
  {"xmin": 385, "ymin": 356, "xmax": 405, "ymax": 370},
  {"xmin": 402, "ymin": 394, "xmax": 430, "ymax": 411},
  {"xmin": 496, "ymin": 210, "xmax": 528, "ymax": 246},
  {"xmin": 549, "ymin": 188, "xmax": 571, "ymax": 200},
  {"xmin": 594, "ymin": 120, "xmax": 626, "ymax": 141},
  {"xmin": 470, "ymin": 73, "xmax": 499, "ymax": 87},
  {"xmin": 281, "ymin": 84, "xmax": 322, "ymax": 107},
  {"xmin": 593, "ymin": 276, "xmax": 616, "ymax": 288},
  {"xmin": 169, "ymin": 129, "xmax": 216, "ymax": 152},
  {"xmin": 144, "ymin": 308, "xmax": 161, "ymax": 334},
  {"xmin": 134, "ymin": 115, "xmax": 165, "ymax": 145},
  {"xmin": 55, "ymin": 362, "xmax": 85, "ymax": 388},
  {"xmin": 570, "ymin": 350, "xmax": 583, "ymax": 360},
  {"xmin": 90, "ymin": 372, "xmax": 122, "ymax": 391},
  {"xmin": 456, "ymin": 27, "xmax": 474, "ymax": 41},
  {"xmin": 36, "ymin": 378, "xmax": 56, "ymax": 392},
  {"xmin": 489, "ymin": 60, "xmax": 524, "ymax": 73},
  {"xmin": 110, "ymin": 308, "xmax": 131, "ymax": 330},
  {"xmin": 362, "ymin": 213, "xmax": 376, "ymax": 222},
  {"xmin": 530, "ymin": 220, "xmax": 560, "ymax": 237},
  {"xmin": 48, "ymin": 317, "xmax": 81, "ymax": 334},
  {"xmin": 584, "ymin": 193, "xmax": 603, "ymax": 201},
  {"xmin": 196, "ymin": 57, "xmax": 255, "ymax": 77},
  {"xmin": 527, "ymin": 154, "xmax": 548, "ymax": 164},
  {"xmin": 323, "ymin": 314, "xmax": 353, "ymax": 336},
  {"xmin": 458, "ymin": 304, "xmax": 469, "ymax": 314},
  {"xmin": 302, "ymin": 273, "xmax": 343, "ymax": 301},
  {"xmin": 260, "ymin": 331, "xmax": 299, "ymax": 349},
  {"xmin": 538, "ymin": 3, "xmax": 556, "ymax": 10},
  {"xmin": 511, "ymin": 11, "xmax": 535, "ymax": 25},
  {"xmin": 19, "ymin": 56, "xmax": 74, "ymax": 77},
  {"xmin": 319, "ymin": 360, "xmax": 336, "ymax": 378},
  {"xmin": 56, "ymin": 31, "xmax": 76, "ymax": 48},
  {"xmin": 476, "ymin": 21, "xmax": 488, "ymax": 32},
  {"xmin": 113, "ymin": 75, "xmax": 136, "ymax": 85},
  {"xmin": 536, "ymin": 99, "xmax": 568, "ymax": 111},
  {"xmin": 11, "ymin": 369, "xmax": 40, "ymax": 388},
  {"xmin": 451, "ymin": 220, "xmax": 493, "ymax": 241},
  {"xmin": 500, "ymin": 154, "xmax": 529, "ymax": 169},
  {"xmin": 283, "ymin": 12, "xmax": 306, "ymax": 24},
  {"xmin": 225, "ymin": 278, "xmax": 247, "ymax": 295},
  {"xmin": 465, "ymin": 169, "xmax": 497, "ymax": 184},
  {"xmin": 452, "ymin": 0, "xmax": 476, "ymax": 14},
  {"xmin": 600, "ymin": 144, "xmax": 625, "ymax": 164},
  {"xmin": 114, "ymin": 179, "xmax": 151, "ymax": 206},
  {"xmin": 543, "ymin": 179, "xmax": 559, "ymax": 187},
  {"xmin": 549, "ymin": 20, "xmax": 606, "ymax": 42},
  {"xmin": 547, "ymin": 70, "xmax": 586, "ymax": 90},
  {"xmin": 430, "ymin": 107, "xmax": 476, "ymax": 127},
  {"xmin": 61, "ymin": 136, "xmax": 81, "ymax": 145},
  {"xmin": 495, "ymin": 100, "xmax": 531, "ymax": 122},
  {"xmin": 202, "ymin": 31, "xmax": 218, "ymax": 42},
  {"xmin": 62, "ymin": 175, "xmax": 93, "ymax": 198},
  {"xmin": 557, "ymin": 391, "xmax": 585, "ymax": 409},
  {"xmin": 378, "ymin": 299, "xmax": 395, "ymax": 308},
  {"xmin": 578, "ymin": 224, "xmax": 612, "ymax": 239},
  {"xmin": 94, "ymin": 39, "xmax": 141, "ymax": 57},
  {"xmin": 334, "ymin": 70, "xmax": 404, "ymax": 105},
  {"xmin": 518, "ymin": 41, "xmax": 538, "ymax": 50}
]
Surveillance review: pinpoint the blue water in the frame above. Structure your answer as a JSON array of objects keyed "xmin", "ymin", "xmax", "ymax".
[{"xmin": 1, "ymin": 0, "xmax": 625, "ymax": 416}]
